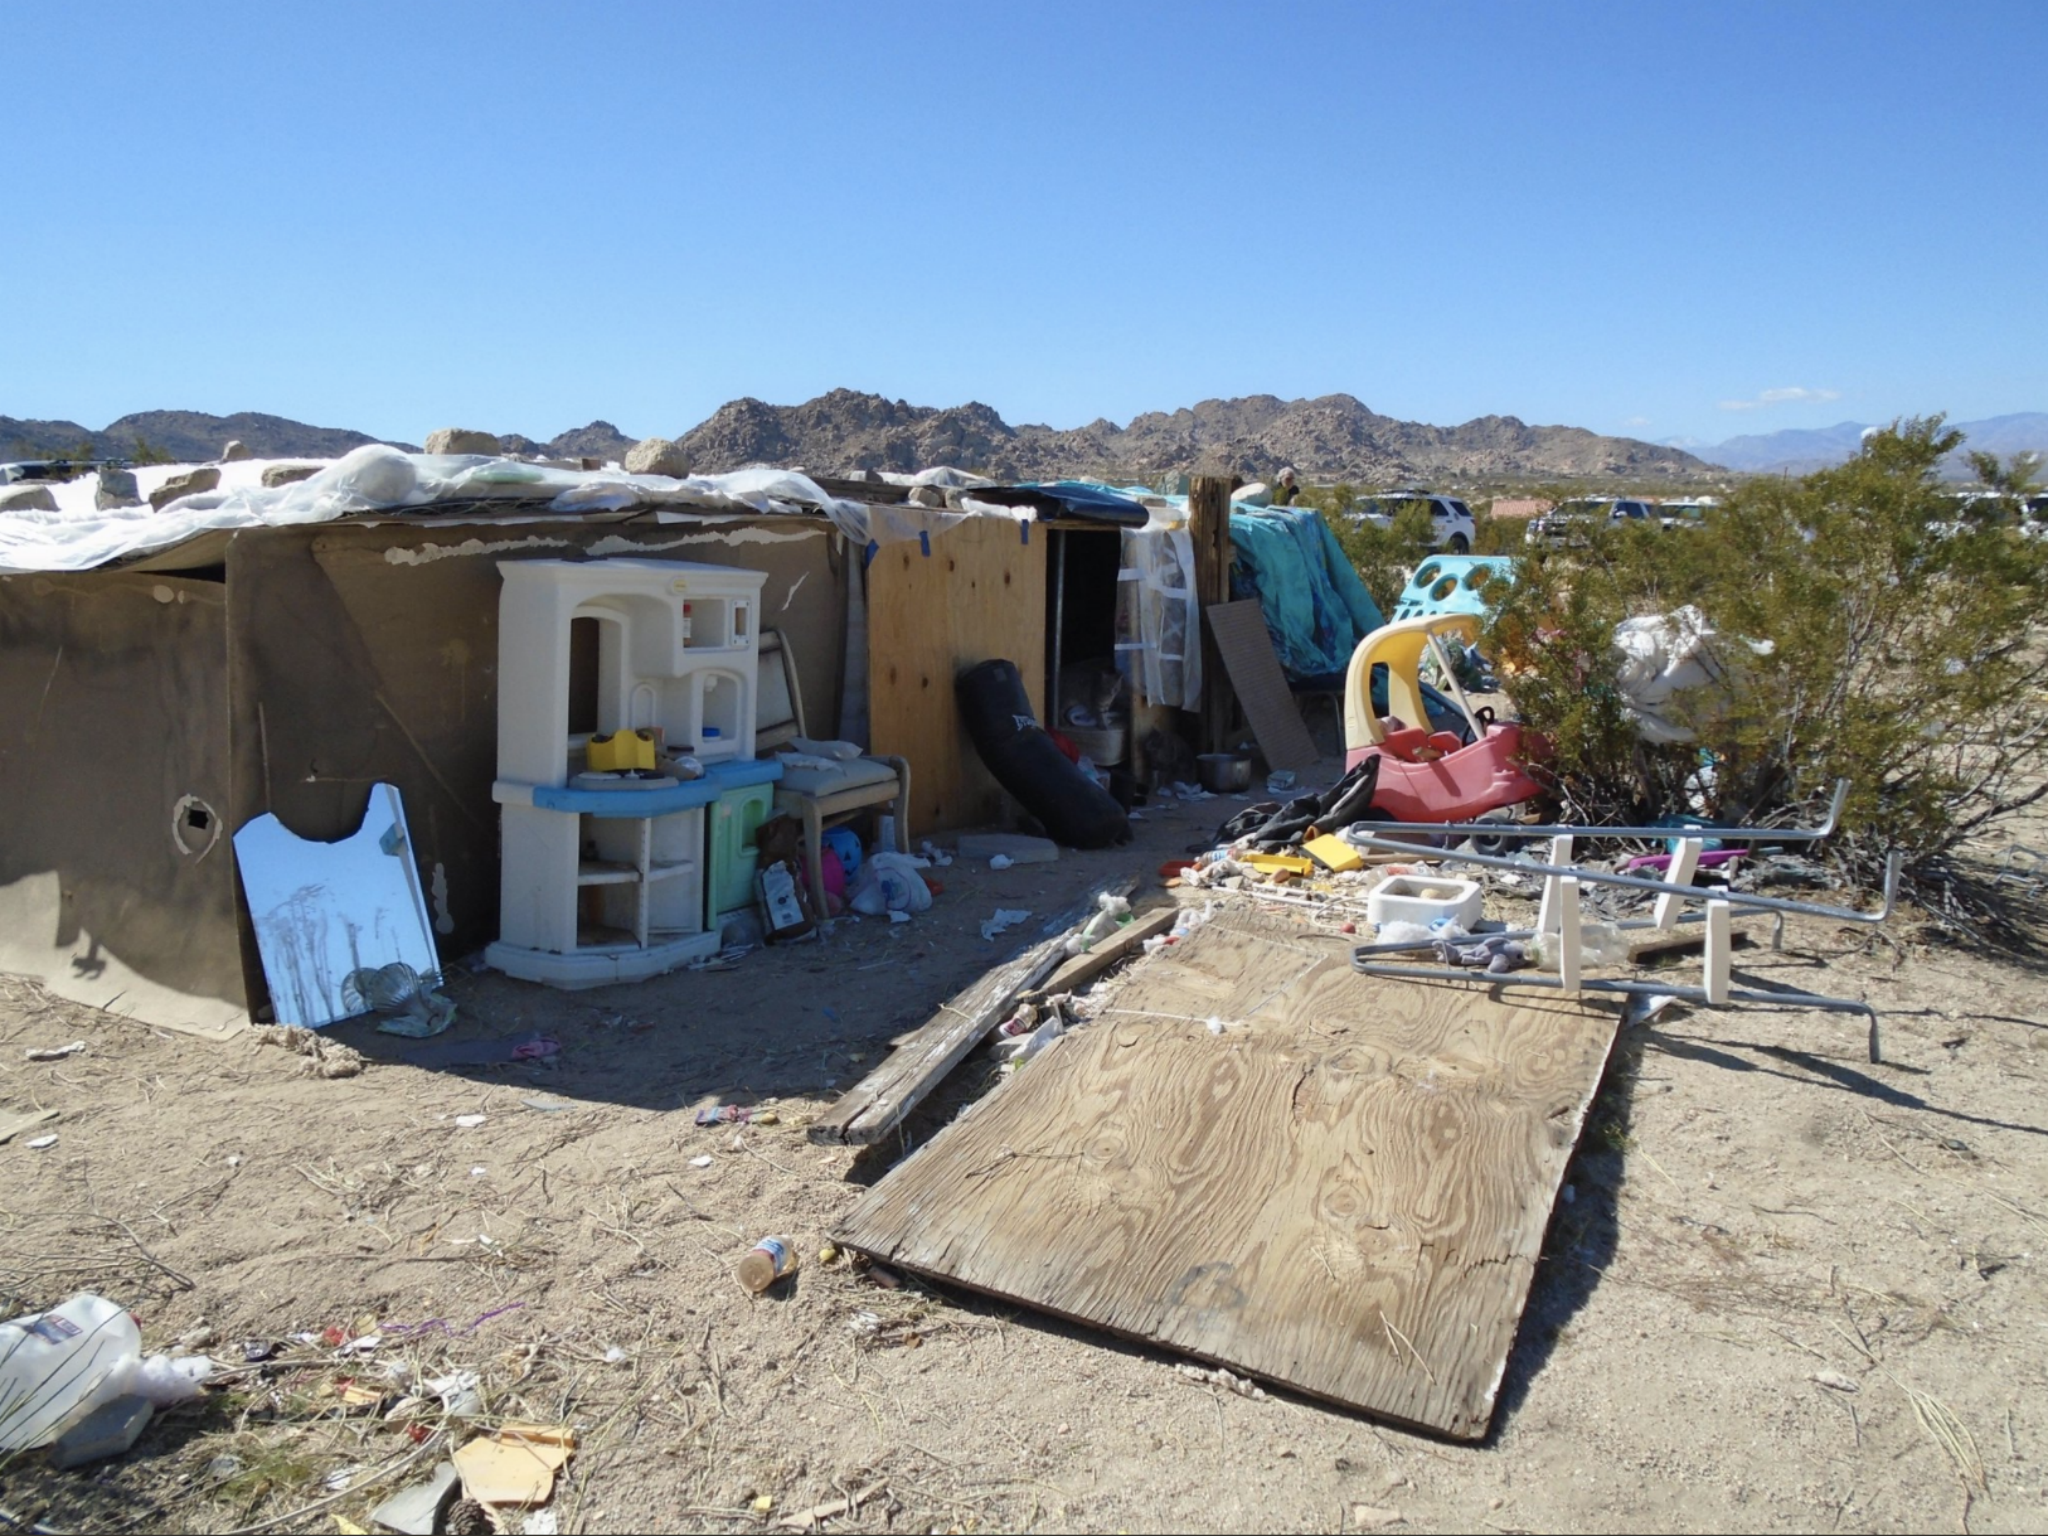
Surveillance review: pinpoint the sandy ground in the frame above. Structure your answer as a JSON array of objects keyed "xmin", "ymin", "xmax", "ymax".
[{"xmin": 3, "ymin": 782, "xmax": 2046, "ymax": 1535}]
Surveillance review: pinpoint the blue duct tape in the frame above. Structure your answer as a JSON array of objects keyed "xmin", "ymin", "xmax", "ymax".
[
  {"xmin": 864, "ymin": 539, "xmax": 879, "ymax": 567},
  {"xmin": 919, "ymin": 530, "xmax": 931, "ymax": 557}
]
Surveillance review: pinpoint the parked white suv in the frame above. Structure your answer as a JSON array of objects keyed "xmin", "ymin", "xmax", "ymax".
[
  {"xmin": 1525, "ymin": 496, "xmax": 1657, "ymax": 546},
  {"xmin": 1351, "ymin": 492, "xmax": 1477, "ymax": 553}
]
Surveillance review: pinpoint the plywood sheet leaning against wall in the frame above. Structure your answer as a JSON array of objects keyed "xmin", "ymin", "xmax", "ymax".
[
  {"xmin": 834, "ymin": 907, "xmax": 1622, "ymax": 1438},
  {"xmin": 867, "ymin": 518, "xmax": 1047, "ymax": 836}
]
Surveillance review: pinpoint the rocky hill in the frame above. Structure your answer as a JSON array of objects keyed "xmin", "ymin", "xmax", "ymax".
[
  {"xmin": 1, "ymin": 410, "xmax": 414, "ymax": 462},
  {"xmin": 678, "ymin": 390, "xmax": 1715, "ymax": 483},
  {"xmin": 7, "ymin": 395, "xmax": 1715, "ymax": 483}
]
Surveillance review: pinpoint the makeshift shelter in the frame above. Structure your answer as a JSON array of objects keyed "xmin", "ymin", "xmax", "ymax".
[{"xmin": 0, "ymin": 453, "xmax": 1223, "ymax": 1032}]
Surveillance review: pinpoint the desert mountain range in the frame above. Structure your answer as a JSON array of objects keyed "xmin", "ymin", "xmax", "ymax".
[{"xmin": 5, "ymin": 393, "xmax": 1717, "ymax": 485}]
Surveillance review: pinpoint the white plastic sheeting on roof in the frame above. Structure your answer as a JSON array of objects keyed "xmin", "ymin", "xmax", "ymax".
[{"xmin": 0, "ymin": 446, "xmax": 881, "ymax": 574}]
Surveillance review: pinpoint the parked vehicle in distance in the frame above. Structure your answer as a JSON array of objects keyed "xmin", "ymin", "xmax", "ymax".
[
  {"xmin": 1351, "ymin": 491, "xmax": 1477, "ymax": 554},
  {"xmin": 1524, "ymin": 496, "xmax": 1656, "ymax": 546},
  {"xmin": 1659, "ymin": 496, "xmax": 1718, "ymax": 530},
  {"xmin": 2023, "ymin": 494, "xmax": 2048, "ymax": 539}
]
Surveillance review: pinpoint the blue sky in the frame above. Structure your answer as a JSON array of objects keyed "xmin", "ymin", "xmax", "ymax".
[{"xmin": 7, "ymin": 0, "xmax": 2044, "ymax": 447}]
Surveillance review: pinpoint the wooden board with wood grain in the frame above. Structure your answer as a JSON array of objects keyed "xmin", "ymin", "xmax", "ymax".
[
  {"xmin": 833, "ymin": 908, "xmax": 1622, "ymax": 1438},
  {"xmin": 1204, "ymin": 599, "xmax": 1322, "ymax": 772},
  {"xmin": 866, "ymin": 517, "xmax": 1047, "ymax": 836},
  {"xmin": 808, "ymin": 877, "xmax": 1142, "ymax": 1147}
]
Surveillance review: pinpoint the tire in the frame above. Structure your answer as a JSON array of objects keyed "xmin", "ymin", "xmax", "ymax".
[{"xmin": 1447, "ymin": 534, "xmax": 1470, "ymax": 554}]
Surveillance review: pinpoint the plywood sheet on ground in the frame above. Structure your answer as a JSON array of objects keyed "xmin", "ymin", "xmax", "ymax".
[
  {"xmin": 867, "ymin": 518, "xmax": 1046, "ymax": 836},
  {"xmin": 834, "ymin": 908, "xmax": 1621, "ymax": 1438}
]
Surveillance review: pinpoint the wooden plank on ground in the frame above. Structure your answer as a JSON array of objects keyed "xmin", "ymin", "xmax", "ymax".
[
  {"xmin": 1204, "ymin": 599, "xmax": 1322, "ymax": 772},
  {"xmin": 867, "ymin": 516, "xmax": 1047, "ymax": 837},
  {"xmin": 808, "ymin": 877, "xmax": 1137, "ymax": 1146},
  {"xmin": 833, "ymin": 908, "xmax": 1621, "ymax": 1438},
  {"xmin": 1022, "ymin": 905, "xmax": 1179, "ymax": 1003}
]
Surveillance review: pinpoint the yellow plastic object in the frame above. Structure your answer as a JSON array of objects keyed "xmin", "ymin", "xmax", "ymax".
[
  {"xmin": 1302, "ymin": 833, "xmax": 1364, "ymax": 872},
  {"xmin": 1241, "ymin": 852, "xmax": 1316, "ymax": 877},
  {"xmin": 1342, "ymin": 613, "xmax": 1482, "ymax": 747},
  {"xmin": 587, "ymin": 728, "xmax": 657, "ymax": 772}
]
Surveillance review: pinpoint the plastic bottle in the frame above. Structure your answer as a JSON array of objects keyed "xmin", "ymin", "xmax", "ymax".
[
  {"xmin": 0, "ymin": 1294, "xmax": 142, "ymax": 1450},
  {"xmin": 736, "ymin": 1237, "xmax": 799, "ymax": 1294}
]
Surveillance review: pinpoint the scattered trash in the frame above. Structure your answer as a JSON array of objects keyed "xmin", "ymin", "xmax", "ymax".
[
  {"xmin": 425, "ymin": 1370, "xmax": 482, "ymax": 1418},
  {"xmin": 346, "ymin": 961, "xmax": 458, "ymax": 1038},
  {"xmin": 993, "ymin": 1010, "xmax": 1064, "ymax": 1064},
  {"xmin": 695, "ymin": 1104, "xmax": 779, "ymax": 1126},
  {"xmin": 135, "ymin": 1352, "xmax": 213, "ymax": 1403},
  {"xmin": 48, "ymin": 1394, "xmax": 153, "ymax": 1469},
  {"xmin": 738, "ymin": 1236, "xmax": 800, "ymax": 1294},
  {"xmin": 1434, "ymin": 934, "xmax": 1531, "ymax": 975},
  {"xmin": 1175, "ymin": 1362, "xmax": 1267, "ymax": 1399},
  {"xmin": 603, "ymin": 1346, "xmax": 628, "ymax": 1365},
  {"xmin": 0, "ymin": 1293, "xmax": 143, "ymax": 1451},
  {"xmin": 690, "ymin": 1155, "xmax": 714, "ymax": 1168},
  {"xmin": 1064, "ymin": 893, "xmax": 1131, "ymax": 954},
  {"xmin": 454, "ymin": 1114, "xmax": 486, "ymax": 1129},
  {"xmin": 1366, "ymin": 873, "xmax": 1484, "ymax": 930},
  {"xmin": 818, "ymin": 1242, "xmax": 841, "ymax": 1265},
  {"xmin": 0, "ymin": 1107, "xmax": 61, "ymax": 1145},
  {"xmin": 24, "ymin": 1040, "xmax": 86, "ymax": 1061},
  {"xmin": 25, "ymin": 1133, "xmax": 57, "ymax": 1150},
  {"xmin": 523, "ymin": 1511, "xmax": 560, "ymax": 1536},
  {"xmin": 403, "ymin": 1035, "xmax": 558, "ymax": 1068},
  {"xmin": 775, "ymin": 1481, "xmax": 888, "ymax": 1530},
  {"xmin": 451, "ymin": 1422, "xmax": 576, "ymax": 1507},
  {"xmin": 1351, "ymin": 1505, "xmax": 1406, "ymax": 1530},
  {"xmin": 256, "ymin": 1024, "xmax": 366, "ymax": 1078},
  {"xmin": 957, "ymin": 831, "xmax": 1059, "ymax": 865},
  {"xmin": 370, "ymin": 1461, "xmax": 462, "ymax": 1536},
  {"xmin": 980, "ymin": 908, "xmax": 1032, "ymax": 941},
  {"xmin": 850, "ymin": 851, "xmax": 936, "ymax": 917},
  {"xmin": 919, "ymin": 840, "xmax": 954, "ymax": 867},
  {"xmin": 241, "ymin": 1339, "xmax": 277, "ymax": 1364}
]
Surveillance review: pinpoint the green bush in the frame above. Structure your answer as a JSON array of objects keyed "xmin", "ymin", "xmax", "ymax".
[
  {"xmin": 1302, "ymin": 484, "xmax": 1436, "ymax": 617},
  {"xmin": 1485, "ymin": 417, "xmax": 2048, "ymax": 879}
]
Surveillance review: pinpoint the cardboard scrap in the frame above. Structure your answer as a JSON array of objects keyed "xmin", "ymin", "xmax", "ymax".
[
  {"xmin": 451, "ymin": 1423, "xmax": 577, "ymax": 1507},
  {"xmin": 1303, "ymin": 833, "xmax": 1365, "ymax": 873},
  {"xmin": 1240, "ymin": 852, "xmax": 1315, "ymax": 877}
]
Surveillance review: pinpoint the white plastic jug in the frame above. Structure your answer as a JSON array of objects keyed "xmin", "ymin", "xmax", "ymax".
[{"xmin": 0, "ymin": 1293, "xmax": 141, "ymax": 1450}]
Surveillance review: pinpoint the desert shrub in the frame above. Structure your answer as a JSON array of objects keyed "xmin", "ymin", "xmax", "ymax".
[
  {"xmin": 1485, "ymin": 417, "xmax": 2048, "ymax": 880},
  {"xmin": 1303, "ymin": 485, "xmax": 1436, "ymax": 616}
]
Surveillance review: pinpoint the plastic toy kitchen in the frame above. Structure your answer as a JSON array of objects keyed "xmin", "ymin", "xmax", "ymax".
[{"xmin": 488, "ymin": 558, "xmax": 782, "ymax": 986}]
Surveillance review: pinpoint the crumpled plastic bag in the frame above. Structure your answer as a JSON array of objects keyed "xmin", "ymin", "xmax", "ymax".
[
  {"xmin": 848, "ymin": 852, "xmax": 934, "ymax": 917},
  {"xmin": 1612, "ymin": 605, "xmax": 1774, "ymax": 745}
]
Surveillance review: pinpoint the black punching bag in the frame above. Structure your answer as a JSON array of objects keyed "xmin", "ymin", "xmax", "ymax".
[{"xmin": 956, "ymin": 659, "xmax": 1132, "ymax": 849}]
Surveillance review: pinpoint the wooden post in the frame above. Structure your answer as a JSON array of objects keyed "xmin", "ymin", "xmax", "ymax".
[{"xmin": 1188, "ymin": 476, "xmax": 1236, "ymax": 754}]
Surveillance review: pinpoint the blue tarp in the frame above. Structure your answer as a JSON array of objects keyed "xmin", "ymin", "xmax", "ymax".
[{"xmin": 1227, "ymin": 507, "xmax": 1385, "ymax": 682}]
